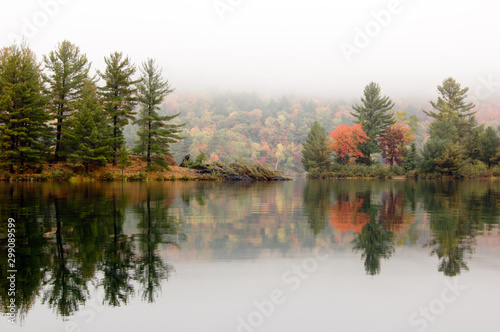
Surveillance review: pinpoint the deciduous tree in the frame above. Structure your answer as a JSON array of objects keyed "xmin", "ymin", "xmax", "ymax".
[
  {"xmin": 379, "ymin": 125, "xmax": 411, "ymax": 168},
  {"xmin": 329, "ymin": 124, "xmax": 370, "ymax": 164}
]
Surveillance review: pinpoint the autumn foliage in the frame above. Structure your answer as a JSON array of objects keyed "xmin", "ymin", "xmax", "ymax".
[
  {"xmin": 329, "ymin": 197, "xmax": 370, "ymax": 233},
  {"xmin": 379, "ymin": 125, "xmax": 411, "ymax": 167},
  {"xmin": 329, "ymin": 124, "xmax": 370, "ymax": 164}
]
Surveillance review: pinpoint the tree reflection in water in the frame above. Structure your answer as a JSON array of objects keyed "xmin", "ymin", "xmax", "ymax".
[{"xmin": 0, "ymin": 180, "xmax": 498, "ymax": 320}]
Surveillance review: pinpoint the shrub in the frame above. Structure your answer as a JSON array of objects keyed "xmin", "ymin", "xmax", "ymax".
[
  {"xmin": 99, "ymin": 172, "xmax": 115, "ymax": 181},
  {"xmin": 458, "ymin": 161, "xmax": 489, "ymax": 178},
  {"xmin": 48, "ymin": 170, "xmax": 71, "ymax": 181},
  {"xmin": 127, "ymin": 172, "xmax": 147, "ymax": 181},
  {"xmin": 156, "ymin": 175, "xmax": 167, "ymax": 181},
  {"xmin": 373, "ymin": 164, "xmax": 392, "ymax": 179},
  {"xmin": 35, "ymin": 164, "xmax": 44, "ymax": 174},
  {"xmin": 491, "ymin": 165, "xmax": 500, "ymax": 177}
]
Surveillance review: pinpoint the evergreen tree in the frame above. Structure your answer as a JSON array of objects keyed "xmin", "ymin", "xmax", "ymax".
[
  {"xmin": 133, "ymin": 58, "xmax": 183, "ymax": 170},
  {"xmin": 43, "ymin": 40, "xmax": 90, "ymax": 162},
  {"xmin": 99, "ymin": 52, "xmax": 137, "ymax": 165},
  {"xmin": 64, "ymin": 80, "xmax": 112, "ymax": 173},
  {"xmin": 480, "ymin": 127, "xmax": 500, "ymax": 168},
  {"xmin": 0, "ymin": 44, "xmax": 51, "ymax": 173},
  {"xmin": 351, "ymin": 82, "xmax": 395, "ymax": 165},
  {"xmin": 424, "ymin": 77, "xmax": 476, "ymax": 134},
  {"xmin": 420, "ymin": 78, "xmax": 478, "ymax": 174},
  {"xmin": 434, "ymin": 142, "xmax": 465, "ymax": 176},
  {"xmin": 117, "ymin": 146, "xmax": 132, "ymax": 175},
  {"xmin": 402, "ymin": 143, "xmax": 419, "ymax": 172},
  {"xmin": 424, "ymin": 78, "xmax": 479, "ymax": 159},
  {"xmin": 419, "ymin": 118, "xmax": 458, "ymax": 173},
  {"xmin": 301, "ymin": 121, "xmax": 332, "ymax": 173}
]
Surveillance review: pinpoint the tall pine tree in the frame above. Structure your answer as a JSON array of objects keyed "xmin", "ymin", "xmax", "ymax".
[
  {"xmin": 99, "ymin": 52, "xmax": 137, "ymax": 166},
  {"xmin": 424, "ymin": 77, "xmax": 476, "ymax": 132},
  {"xmin": 351, "ymin": 82, "xmax": 395, "ymax": 165},
  {"xmin": 0, "ymin": 44, "xmax": 51, "ymax": 173},
  {"xmin": 301, "ymin": 121, "xmax": 332, "ymax": 173},
  {"xmin": 133, "ymin": 58, "xmax": 183, "ymax": 170},
  {"xmin": 43, "ymin": 40, "xmax": 90, "ymax": 162},
  {"xmin": 63, "ymin": 80, "xmax": 112, "ymax": 173},
  {"xmin": 424, "ymin": 77, "xmax": 478, "ymax": 160}
]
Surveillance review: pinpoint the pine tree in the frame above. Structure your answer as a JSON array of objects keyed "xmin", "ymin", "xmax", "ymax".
[
  {"xmin": 424, "ymin": 77, "xmax": 476, "ymax": 134},
  {"xmin": 99, "ymin": 52, "xmax": 137, "ymax": 166},
  {"xmin": 434, "ymin": 142, "xmax": 465, "ymax": 176},
  {"xmin": 133, "ymin": 58, "xmax": 183, "ymax": 170},
  {"xmin": 64, "ymin": 80, "xmax": 112, "ymax": 173},
  {"xmin": 420, "ymin": 78, "xmax": 477, "ymax": 174},
  {"xmin": 301, "ymin": 121, "xmax": 332, "ymax": 172},
  {"xmin": 402, "ymin": 143, "xmax": 418, "ymax": 172},
  {"xmin": 480, "ymin": 127, "xmax": 500, "ymax": 168},
  {"xmin": 419, "ymin": 118, "xmax": 458, "ymax": 173},
  {"xmin": 117, "ymin": 146, "xmax": 132, "ymax": 175},
  {"xmin": 43, "ymin": 40, "xmax": 90, "ymax": 162},
  {"xmin": 424, "ymin": 78, "xmax": 479, "ymax": 159},
  {"xmin": 0, "ymin": 44, "xmax": 51, "ymax": 173},
  {"xmin": 351, "ymin": 82, "xmax": 395, "ymax": 165}
]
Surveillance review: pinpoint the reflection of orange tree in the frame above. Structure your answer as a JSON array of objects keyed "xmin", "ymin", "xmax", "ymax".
[
  {"xmin": 379, "ymin": 190, "xmax": 414, "ymax": 234},
  {"xmin": 329, "ymin": 196, "xmax": 370, "ymax": 233}
]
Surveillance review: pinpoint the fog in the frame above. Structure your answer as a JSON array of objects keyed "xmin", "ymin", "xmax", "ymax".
[{"xmin": 1, "ymin": 0, "xmax": 499, "ymax": 100}]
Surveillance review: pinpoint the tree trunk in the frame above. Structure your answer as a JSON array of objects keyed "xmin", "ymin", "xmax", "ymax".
[
  {"xmin": 147, "ymin": 106, "xmax": 152, "ymax": 166},
  {"xmin": 113, "ymin": 114, "xmax": 118, "ymax": 166},
  {"xmin": 55, "ymin": 115, "xmax": 62, "ymax": 162}
]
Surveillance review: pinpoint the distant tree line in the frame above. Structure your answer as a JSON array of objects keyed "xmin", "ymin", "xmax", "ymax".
[
  {"xmin": 0, "ymin": 41, "xmax": 183, "ymax": 174},
  {"xmin": 302, "ymin": 78, "xmax": 500, "ymax": 178}
]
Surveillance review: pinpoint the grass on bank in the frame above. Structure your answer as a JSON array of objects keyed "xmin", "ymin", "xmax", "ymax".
[
  {"xmin": 306, "ymin": 161, "xmax": 500, "ymax": 179},
  {"xmin": 0, "ymin": 156, "xmax": 287, "ymax": 182}
]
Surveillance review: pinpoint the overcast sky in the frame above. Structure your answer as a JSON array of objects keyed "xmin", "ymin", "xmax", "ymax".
[{"xmin": 1, "ymin": 0, "xmax": 499, "ymax": 100}]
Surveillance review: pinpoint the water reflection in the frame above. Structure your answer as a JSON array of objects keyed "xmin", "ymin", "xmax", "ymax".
[
  {"xmin": 0, "ymin": 179, "xmax": 499, "ymax": 320},
  {"xmin": 0, "ymin": 183, "xmax": 184, "ymax": 321}
]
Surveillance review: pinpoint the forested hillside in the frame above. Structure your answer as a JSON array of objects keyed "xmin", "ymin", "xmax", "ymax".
[{"xmin": 133, "ymin": 91, "xmax": 499, "ymax": 174}]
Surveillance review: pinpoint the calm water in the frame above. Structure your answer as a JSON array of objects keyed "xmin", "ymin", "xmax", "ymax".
[{"xmin": 0, "ymin": 179, "xmax": 499, "ymax": 332}]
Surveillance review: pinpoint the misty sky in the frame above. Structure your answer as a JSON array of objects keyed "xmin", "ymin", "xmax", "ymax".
[{"xmin": 1, "ymin": 0, "xmax": 499, "ymax": 100}]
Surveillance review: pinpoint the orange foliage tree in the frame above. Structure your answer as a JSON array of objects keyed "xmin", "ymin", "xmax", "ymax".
[
  {"xmin": 329, "ymin": 124, "xmax": 370, "ymax": 164},
  {"xmin": 329, "ymin": 197, "xmax": 371, "ymax": 233}
]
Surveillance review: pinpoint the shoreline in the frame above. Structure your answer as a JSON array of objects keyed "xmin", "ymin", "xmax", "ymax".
[{"xmin": 0, "ymin": 161, "xmax": 290, "ymax": 182}]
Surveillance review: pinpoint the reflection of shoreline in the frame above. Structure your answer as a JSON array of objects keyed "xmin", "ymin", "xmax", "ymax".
[{"xmin": 0, "ymin": 179, "xmax": 499, "ymax": 320}]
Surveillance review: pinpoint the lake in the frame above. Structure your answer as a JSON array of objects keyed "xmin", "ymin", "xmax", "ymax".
[{"xmin": 1, "ymin": 179, "xmax": 499, "ymax": 332}]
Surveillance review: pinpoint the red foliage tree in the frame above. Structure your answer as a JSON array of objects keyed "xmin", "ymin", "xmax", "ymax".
[
  {"xmin": 379, "ymin": 125, "xmax": 411, "ymax": 167},
  {"xmin": 329, "ymin": 124, "xmax": 370, "ymax": 164}
]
